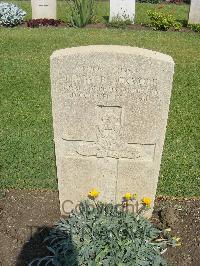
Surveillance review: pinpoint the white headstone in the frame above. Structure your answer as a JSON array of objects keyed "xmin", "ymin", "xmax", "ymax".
[
  {"xmin": 50, "ymin": 46, "xmax": 174, "ymax": 216},
  {"xmin": 189, "ymin": 0, "xmax": 200, "ymax": 24},
  {"xmin": 110, "ymin": 0, "xmax": 135, "ymax": 23},
  {"xmin": 31, "ymin": 0, "xmax": 56, "ymax": 19}
]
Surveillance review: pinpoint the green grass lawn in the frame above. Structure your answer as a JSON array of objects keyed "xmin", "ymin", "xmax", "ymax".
[{"xmin": 0, "ymin": 3, "xmax": 199, "ymax": 197}]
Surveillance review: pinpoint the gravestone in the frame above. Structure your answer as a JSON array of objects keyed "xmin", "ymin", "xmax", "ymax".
[
  {"xmin": 51, "ymin": 46, "xmax": 174, "ymax": 216},
  {"xmin": 188, "ymin": 0, "xmax": 200, "ymax": 24},
  {"xmin": 31, "ymin": 0, "xmax": 56, "ymax": 19},
  {"xmin": 110, "ymin": 0, "xmax": 135, "ymax": 23}
]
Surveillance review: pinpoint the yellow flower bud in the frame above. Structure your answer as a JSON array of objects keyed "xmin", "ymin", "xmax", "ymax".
[
  {"xmin": 124, "ymin": 192, "xmax": 132, "ymax": 200},
  {"xmin": 88, "ymin": 189, "xmax": 100, "ymax": 199},
  {"xmin": 142, "ymin": 197, "xmax": 152, "ymax": 206},
  {"xmin": 172, "ymin": 237, "xmax": 180, "ymax": 242}
]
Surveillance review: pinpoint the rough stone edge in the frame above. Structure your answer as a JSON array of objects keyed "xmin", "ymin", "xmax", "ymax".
[{"xmin": 50, "ymin": 45, "xmax": 175, "ymax": 65}]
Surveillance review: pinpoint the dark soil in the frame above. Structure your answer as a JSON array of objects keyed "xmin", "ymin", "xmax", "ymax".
[
  {"xmin": 16, "ymin": 21, "xmax": 198, "ymax": 34},
  {"xmin": 0, "ymin": 190, "xmax": 199, "ymax": 266}
]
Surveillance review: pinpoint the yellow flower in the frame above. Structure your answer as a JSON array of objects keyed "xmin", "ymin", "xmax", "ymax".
[
  {"xmin": 88, "ymin": 189, "xmax": 100, "ymax": 199},
  {"xmin": 123, "ymin": 201, "xmax": 129, "ymax": 207},
  {"xmin": 173, "ymin": 237, "xmax": 181, "ymax": 242},
  {"xmin": 124, "ymin": 192, "xmax": 132, "ymax": 200},
  {"xmin": 172, "ymin": 236, "xmax": 181, "ymax": 246},
  {"xmin": 165, "ymin": 228, "xmax": 171, "ymax": 232},
  {"xmin": 142, "ymin": 197, "xmax": 152, "ymax": 206}
]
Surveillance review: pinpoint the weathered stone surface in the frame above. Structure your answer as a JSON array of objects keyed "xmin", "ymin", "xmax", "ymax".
[
  {"xmin": 50, "ymin": 45, "xmax": 174, "ymax": 216},
  {"xmin": 110, "ymin": 0, "xmax": 135, "ymax": 22},
  {"xmin": 189, "ymin": 0, "xmax": 200, "ymax": 24},
  {"xmin": 31, "ymin": 0, "xmax": 56, "ymax": 19}
]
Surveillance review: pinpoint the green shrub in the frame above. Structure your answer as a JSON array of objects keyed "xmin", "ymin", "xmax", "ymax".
[
  {"xmin": 69, "ymin": 0, "xmax": 95, "ymax": 27},
  {"xmin": 0, "ymin": 2, "xmax": 26, "ymax": 27},
  {"xmin": 31, "ymin": 197, "xmax": 180, "ymax": 265},
  {"xmin": 107, "ymin": 15, "xmax": 132, "ymax": 29},
  {"xmin": 189, "ymin": 24, "xmax": 200, "ymax": 33},
  {"xmin": 147, "ymin": 10, "xmax": 182, "ymax": 31}
]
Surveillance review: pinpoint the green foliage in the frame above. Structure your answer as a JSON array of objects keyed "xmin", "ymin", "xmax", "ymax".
[
  {"xmin": 32, "ymin": 201, "xmax": 178, "ymax": 265},
  {"xmin": 0, "ymin": 2, "xmax": 26, "ymax": 27},
  {"xmin": 189, "ymin": 24, "xmax": 200, "ymax": 33},
  {"xmin": 107, "ymin": 15, "xmax": 132, "ymax": 29},
  {"xmin": 69, "ymin": 0, "xmax": 95, "ymax": 27},
  {"xmin": 147, "ymin": 10, "xmax": 182, "ymax": 31}
]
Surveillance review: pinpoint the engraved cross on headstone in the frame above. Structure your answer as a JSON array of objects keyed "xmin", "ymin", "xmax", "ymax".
[{"xmin": 63, "ymin": 105, "xmax": 155, "ymax": 162}]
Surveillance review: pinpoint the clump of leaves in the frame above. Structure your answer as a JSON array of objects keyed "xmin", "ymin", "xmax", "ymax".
[
  {"xmin": 147, "ymin": 10, "xmax": 182, "ymax": 31},
  {"xmin": 31, "ymin": 200, "xmax": 179, "ymax": 265},
  {"xmin": 107, "ymin": 15, "xmax": 133, "ymax": 29},
  {"xmin": 27, "ymin": 19, "xmax": 62, "ymax": 28},
  {"xmin": 188, "ymin": 24, "xmax": 200, "ymax": 33},
  {"xmin": 0, "ymin": 2, "xmax": 26, "ymax": 27},
  {"xmin": 69, "ymin": 0, "xmax": 95, "ymax": 27}
]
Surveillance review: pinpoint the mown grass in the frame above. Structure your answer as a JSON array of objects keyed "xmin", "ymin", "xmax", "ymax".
[{"xmin": 0, "ymin": 3, "xmax": 199, "ymax": 196}]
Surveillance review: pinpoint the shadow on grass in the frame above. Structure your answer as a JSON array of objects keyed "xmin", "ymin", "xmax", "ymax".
[
  {"xmin": 177, "ymin": 19, "xmax": 188, "ymax": 27},
  {"xmin": 103, "ymin": 15, "xmax": 109, "ymax": 23},
  {"xmin": 16, "ymin": 226, "xmax": 78, "ymax": 266}
]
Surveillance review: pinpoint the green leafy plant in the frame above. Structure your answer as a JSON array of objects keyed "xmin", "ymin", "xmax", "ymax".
[
  {"xmin": 69, "ymin": 0, "xmax": 95, "ymax": 27},
  {"xmin": 107, "ymin": 15, "xmax": 132, "ymax": 29},
  {"xmin": 0, "ymin": 2, "xmax": 26, "ymax": 27},
  {"xmin": 31, "ymin": 190, "xmax": 180, "ymax": 265},
  {"xmin": 188, "ymin": 24, "xmax": 200, "ymax": 33},
  {"xmin": 147, "ymin": 10, "xmax": 182, "ymax": 31}
]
